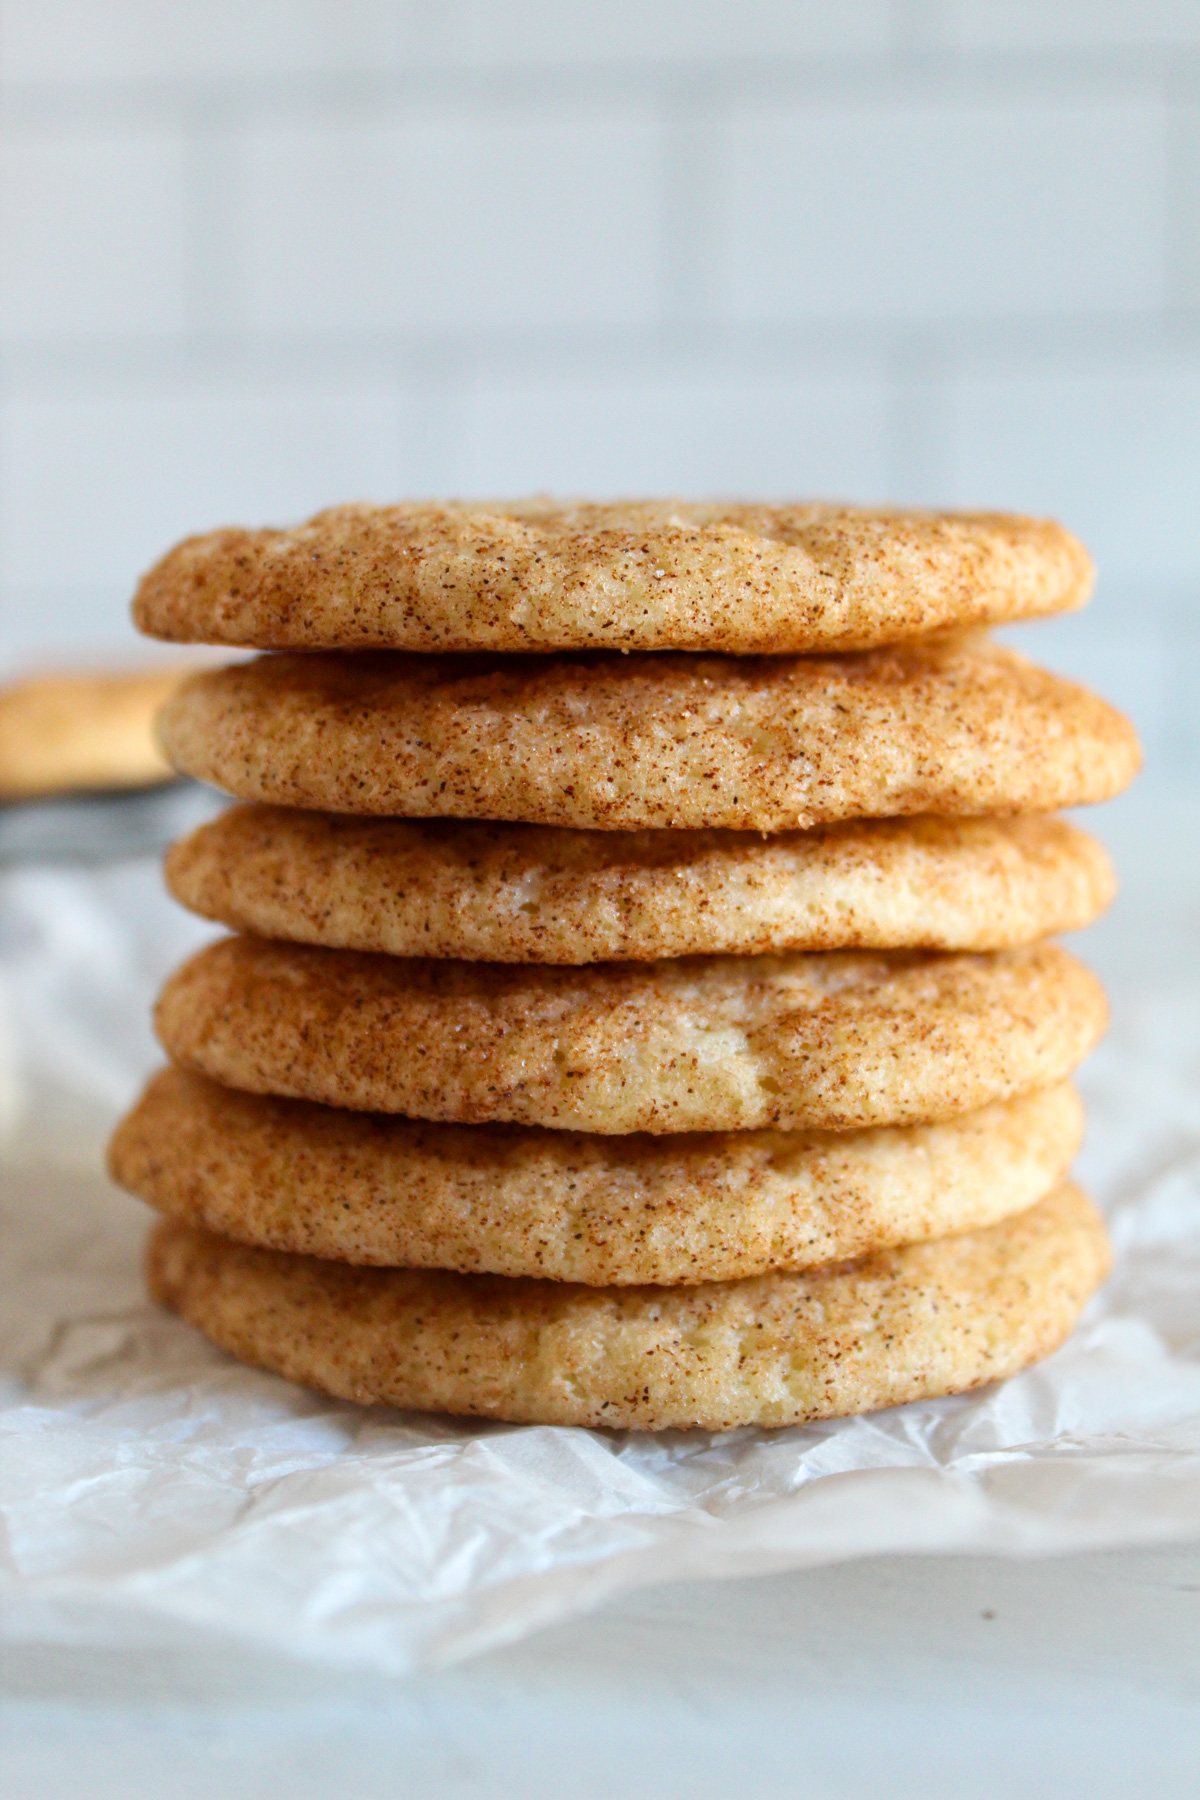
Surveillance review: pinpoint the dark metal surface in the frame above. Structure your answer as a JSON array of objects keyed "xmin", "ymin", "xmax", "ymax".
[{"xmin": 0, "ymin": 781, "xmax": 226, "ymax": 863}]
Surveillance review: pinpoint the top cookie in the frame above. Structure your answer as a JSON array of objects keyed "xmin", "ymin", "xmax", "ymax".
[{"xmin": 132, "ymin": 500, "xmax": 1093, "ymax": 655}]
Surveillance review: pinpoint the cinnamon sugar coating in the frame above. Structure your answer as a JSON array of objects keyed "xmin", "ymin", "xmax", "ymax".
[
  {"xmin": 146, "ymin": 1183, "xmax": 1110, "ymax": 1429},
  {"xmin": 153, "ymin": 936, "xmax": 1107, "ymax": 1135},
  {"xmin": 156, "ymin": 637, "xmax": 1140, "ymax": 833},
  {"xmin": 113, "ymin": 1069, "xmax": 1082, "ymax": 1285},
  {"xmin": 133, "ymin": 501, "xmax": 1093, "ymax": 655},
  {"xmin": 166, "ymin": 806, "xmax": 1115, "ymax": 962}
]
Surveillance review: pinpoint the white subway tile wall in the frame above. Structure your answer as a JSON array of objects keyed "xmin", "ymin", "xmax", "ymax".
[
  {"xmin": 0, "ymin": 2, "xmax": 406, "ymax": 83},
  {"xmin": 0, "ymin": 0, "xmax": 1195, "ymax": 780},
  {"xmin": 447, "ymin": 367, "xmax": 894, "ymax": 499},
  {"xmin": 714, "ymin": 97, "xmax": 1169, "ymax": 324},
  {"xmin": 237, "ymin": 110, "xmax": 666, "ymax": 335},
  {"xmin": 0, "ymin": 128, "xmax": 191, "ymax": 338},
  {"xmin": 433, "ymin": 2, "xmax": 894, "ymax": 64},
  {"xmin": 945, "ymin": 3, "xmax": 1200, "ymax": 51}
]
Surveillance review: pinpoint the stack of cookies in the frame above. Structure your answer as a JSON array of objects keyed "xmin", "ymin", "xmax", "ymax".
[{"xmin": 109, "ymin": 502, "xmax": 1140, "ymax": 1432}]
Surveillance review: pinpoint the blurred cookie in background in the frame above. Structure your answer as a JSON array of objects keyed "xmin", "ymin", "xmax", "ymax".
[{"xmin": 0, "ymin": 666, "xmax": 185, "ymax": 802}]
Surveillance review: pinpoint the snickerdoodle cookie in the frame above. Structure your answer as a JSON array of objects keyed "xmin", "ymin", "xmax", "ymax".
[
  {"xmin": 0, "ymin": 667, "xmax": 182, "ymax": 801},
  {"xmin": 146, "ymin": 1183, "xmax": 1110, "ymax": 1430},
  {"xmin": 156, "ymin": 638, "xmax": 1139, "ymax": 833},
  {"xmin": 114, "ymin": 1068, "xmax": 1083, "ymax": 1285},
  {"xmin": 133, "ymin": 501, "xmax": 1092, "ymax": 655},
  {"xmin": 166, "ymin": 806, "xmax": 1115, "ymax": 963},
  {"xmin": 153, "ymin": 936, "xmax": 1106, "ymax": 1135}
]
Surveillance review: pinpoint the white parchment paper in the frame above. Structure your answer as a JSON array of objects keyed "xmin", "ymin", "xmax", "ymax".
[{"xmin": 1, "ymin": 855, "xmax": 1199, "ymax": 1676}]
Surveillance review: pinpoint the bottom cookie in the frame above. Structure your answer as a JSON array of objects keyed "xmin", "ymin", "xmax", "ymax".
[
  {"xmin": 147, "ymin": 1184, "xmax": 1108, "ymax": 1431},
  {"xmin": 112, "ymin": 1068, "xmax": 1083, "ymax": 1286}
]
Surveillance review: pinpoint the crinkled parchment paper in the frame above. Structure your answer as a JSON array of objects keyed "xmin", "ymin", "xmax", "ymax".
[{"xmin": 1, "ymin": 853, "xmax": 1199, "ymax": 1676}]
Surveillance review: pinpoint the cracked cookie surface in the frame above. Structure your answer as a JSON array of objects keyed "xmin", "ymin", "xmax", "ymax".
[{"xmin": 133, "ymin": 500, "xmax": 1094, "ymax": 655}]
